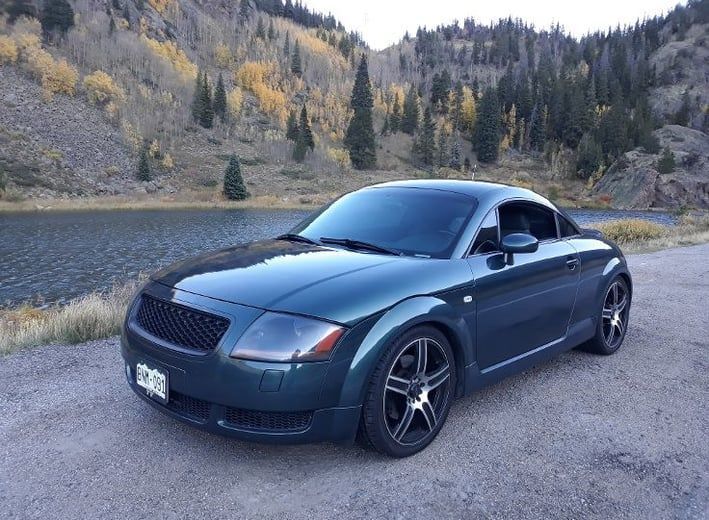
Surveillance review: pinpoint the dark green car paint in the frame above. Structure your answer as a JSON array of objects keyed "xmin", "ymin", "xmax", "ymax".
[{"xmin": 121, "ymin": 180, "xmax": 631, "ymax": 444}]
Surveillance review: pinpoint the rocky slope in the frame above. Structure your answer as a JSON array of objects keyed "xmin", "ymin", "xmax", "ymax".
[{"xmin": 594, "ymin": 125, "xmax": 709, "ymax": 209}]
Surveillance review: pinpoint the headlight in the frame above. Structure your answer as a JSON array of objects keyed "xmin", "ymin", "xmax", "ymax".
[{"xmin": 230, "ymin": 312, "xmax": 345, "ymax": 362}]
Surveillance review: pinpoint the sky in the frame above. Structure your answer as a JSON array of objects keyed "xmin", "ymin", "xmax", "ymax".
[{"xmin": 301, "ymin": 0, "xmax": 685, "ymax": 50}]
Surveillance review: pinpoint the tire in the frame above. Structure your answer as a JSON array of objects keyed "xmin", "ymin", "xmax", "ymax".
[
  {"xmin": 581, "ymin": 275, "xmax": 631, "ymax": 355},
  {"xmin": 359, "ymin": 325, "xmax": 456, "ymax": 457}
]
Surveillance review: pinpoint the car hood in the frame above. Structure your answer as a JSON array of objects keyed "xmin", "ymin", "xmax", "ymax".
[{"xmin": 151, "ymin": 239, "xmax": 471, "ymax": 325}]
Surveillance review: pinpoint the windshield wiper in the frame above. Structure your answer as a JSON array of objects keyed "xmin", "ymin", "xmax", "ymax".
[
  {"xmin": 276, "ymin": 233, "xmax": 319, "ymax": 245},
  {"xmin": 320, "ymin": 237, "xmax": 402, "ymax": 256}
]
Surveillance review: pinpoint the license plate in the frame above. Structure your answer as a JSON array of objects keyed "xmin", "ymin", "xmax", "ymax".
[{"xmin": 136, "ymin": 362, "xmax": 169, "ymax": 404}]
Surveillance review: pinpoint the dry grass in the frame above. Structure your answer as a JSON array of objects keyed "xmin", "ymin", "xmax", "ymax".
[
  {"xmin": 592, "ymin": 219, "xmax": 668, "ymax": 244},
  {"xmin": 593, "ymin": 215, "xmax": 709, "ymax": 253},
  {"xmin": 0, "ymin": 193, "xmax": 326, "ymax": 213},
  {"xmin": 0, "ymin": 280, "xmax": 141, "ymax": 355}
]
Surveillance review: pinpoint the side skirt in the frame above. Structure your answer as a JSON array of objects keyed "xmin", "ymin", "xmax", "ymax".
[{"xmin": 462, "ymin": 317, "xmax": 595, "ymax": 395}]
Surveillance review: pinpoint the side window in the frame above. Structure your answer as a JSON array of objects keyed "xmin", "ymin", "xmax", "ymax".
[
  {"xmin": 557, "ymin": 214, "xmax": 580, "ymax": 238},
  {"xmin": 499, "ymin": 202, "xmax": 558, "ymax": 242},
  {"xmin": 469, "ymin": 210, "xmax": 499, "ymax": 255}
]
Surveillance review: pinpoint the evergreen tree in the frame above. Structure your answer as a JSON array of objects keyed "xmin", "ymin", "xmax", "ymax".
[
  {"xmin": 213, "ymin": 73, "xmax": 227, "ymax": 123},
  {"xmin": 437, "ymin": 129, "xmax": 449, "ymax": 167},
  {"xmin": 7, "ymin": 0, "xmax": 37, "ymax": 23},
  {"xmin": 285, "ymin": 109, "xmax": 299, "ymax": 141},
  {"xmin": 239, "ymin": 0, "xmax": 250, "ymax": 23},
  {"xmin": 267, "ymin": 19, "xmax": 276, "ymax": 40},
  {"xmin": 283, "ymin": 31, "xmax": 290, "ymax": 55},
  {"xmin": 389, "ymin": 92, "xmax": 402, "ymax": 133},
  {"xmin": 191, "ymin": 71, "xmax": 204, "ymax": 123},
  {"xmin": 401, "ymin": 84, "xmax": 420, "ymax": 135},
  {"xmin": 293, "ymin": 105, "xmax": 313, "ymax": 162},
  {"xmin": 137, "ymin": 147, "xmax": 152, "ymax": 181},
  {"xmin": 449, "ymin": 139, "xmax": 462, "ymax": 170},
  {"xmin": 198, "ymin": 74, "xmax": 214, "ymax": 128},
  {"xmin": 657, "ymin": 147, "xmax": 675, "ymax": 174},
  {"xmin": 576, "ymin": 133, "xmax": 603, "ymax": 178},
  {"xmin": 562, "ymin": 79, "xmax": 585, "ymax": 148},
  {"xmin": 464, "ymin": 156, "xmax": 471, "ymax": 171},
  {"xmin": 529, "ymin": 103, "xmax": 547, "ymax": 152},
  {"xmin": 40, "ymin": 0, "xmax": 75, "ymax": 39},
  {"xmin": 674, "ymin": 91, "xmax": 691, "ymax": 126},
  {"xmin": 474, "ymin": 88, "xmax": 501, "ymax": 163},
  {"xmin": 255, "ymin": 17, "xmax": 266, "ymax": 39},
  {"xmin": 290, "ymin": 40, "xmax": 302, "ymax": 76},
  {"xmin": 344, "ymin": 54, "xmax": 377, "ymax": 170},
  {"xmin": 223, "ymin": 155, "xmax": 250, "ymax": 200},
  {"xmin": 109, "ymin": 16, "xmax": 116, "ymax": 33},
  {"xmin": 598, "ymin": 101, "xmax": 628, "ymax": 158},
  {"xmin": 582, "ymin": 77, "xmax": 598, "ymax": 132},
  {"xmin": 414, "ymin": 107, "xmax": 436, "ymax": 166}
]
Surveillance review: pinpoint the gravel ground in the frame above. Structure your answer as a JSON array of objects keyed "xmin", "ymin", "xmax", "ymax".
[{"xmin": 1, "ymin": 244, "xmax": 708, "ymax": 519}]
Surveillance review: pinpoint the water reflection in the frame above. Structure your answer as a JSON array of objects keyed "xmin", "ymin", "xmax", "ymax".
[{"xmin": 0, "ymin": 207, "xmax": 674, "ymax": 307}]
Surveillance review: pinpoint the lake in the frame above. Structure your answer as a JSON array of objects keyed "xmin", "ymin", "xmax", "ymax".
[{"xmin": 0, "ymin": 207, "xmax": 675, "ymax": 307}]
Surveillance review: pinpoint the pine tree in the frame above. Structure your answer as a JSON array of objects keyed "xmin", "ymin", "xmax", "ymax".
[
  {"xmin": 389, "ymin": 92, "xmax": 402, "ymax": 133},
  {"xmin": 582, "ymin": 77, "xmax": 598, "ymax": 132},
  {"xmin": 290, "ymin": 40, "xmax": 302, "ymax": 77},
  {"xmin": 293, "ymin": 105, "xmax": 313, "ymax": 162},
  {"xmin": 267, "ymin": 19, "xmax": 276, "ymax": 40},
  {"xmin": 137, "ymin": 147, "xmax": 152, "ymax": 181},
  {"xmin": 283, "ymin": 31, "xmax": 290, "ymax": 55},
  {"xmin": 562, "ymin": 79, "xmax": 584, "ymax": 148},
  {"xmin": 223, "ymin": 155, "xmax": 249, "ymax": 200},
  {"xmin": 40, "ymin": 0, "xmax": 75, "ymax": 39},
  {"xmin": 239, "ymin": 0, "xmax": 250, "ymax": 23},
  {"xmin": 576, "ymin": 133, "xmax": 603, "ymax": 178},
  {"xmin": 415, "ymin": 107, "xmax": 436, "ymax": 166},
  {"xmin": 437, "ymin": 129, "xmax": 449, "ymax": 167},
  {"xmin": 380, "ymin": 112, "xmax": 390, "ymax": 136},
  {"xmin": 529, "ymin": 103, "xmax": 547, "ymax": 152},
  {"xmin": 449, "ymin": 139, "xmax": 462, "ymax": 170},
  {"xmin": 474, "ymin": 88, "xmax": 501, "ymax": 163},
  {"xmin": 674, "ymin": 91, "xmax": 691, "ymax": 126},
  {"xmin": 401, "ymin": 84, "xmax": 420, "ymax": 135},
  {"xmin": 345, "ymin": 55, "xmax": 377, "ymax": 170},
  {"xmin": 657, "ymin": 147, "xmax": 675, "ymax": 174},
  {"xmin": 285, "ymin": 109, "xmax": 299, "ymax": 141},
  {"xmin": 213, "ymin": 73, "xmax": 227, "ymax": 123},
  {"xmin": 109, "ymin": 16, "xmax": 116, "ymax": 33},
  {"xmin": 198, "ymin": 74, "xmax": 214, "ymax": 128},
  {"xmin": 255, "ymin": 17, "xmax": 266, "ymax": 39},
  {"xmin": 8, "ymin": 0, "xmax": 37, "ymax": 23},
  {"xmin": 191, "ymin": 71, "xmax": 204, "ymax": 123}
]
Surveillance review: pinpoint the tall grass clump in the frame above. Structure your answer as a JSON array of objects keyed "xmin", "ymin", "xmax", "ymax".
[
  {"xmin": 0, "ymin": 280, "xmax": 141, "ymax": 355},
  {"xmin": 593, "ymin": 219, "xmax": 668, "ymax": 244}
]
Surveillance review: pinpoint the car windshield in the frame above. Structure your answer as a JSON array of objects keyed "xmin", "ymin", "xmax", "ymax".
[{"xmin": 290, "ymin": 187, "xmax": 478, "ymax": 259}]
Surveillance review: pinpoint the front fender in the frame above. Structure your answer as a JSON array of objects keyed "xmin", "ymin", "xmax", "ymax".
[{"xmin": 334, "ymin": 295, "xmax": 472, "ymax": 408}]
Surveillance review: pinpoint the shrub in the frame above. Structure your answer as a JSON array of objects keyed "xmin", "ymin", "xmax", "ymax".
[
  {"xmin": 42, "ymin": 58, "xmax": 78, "ymax": 98},
  {"xmin": 0, "ymin": 36, "xmax": 19, "ymax": 64},
  {"xmin": 593, "ymin": 219, "xmax": 667, "ymax": 244},
  {"xmin": 83, "ymin": 70, "xmax": 126, "ymax": 105},
  {"xmin": 657, "ymin": 147, "xmax": 675, "ymax": 174}
]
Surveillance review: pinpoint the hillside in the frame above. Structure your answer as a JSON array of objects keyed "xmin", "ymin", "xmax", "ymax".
[{"xmin": 0, "ymin": 0, "xmax": 707, "ymax": 209}]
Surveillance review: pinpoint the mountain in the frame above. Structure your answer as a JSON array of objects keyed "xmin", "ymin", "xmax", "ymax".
[{"xmin": 0, "ymin": 0, "xmax": 707, "ymax": 209}]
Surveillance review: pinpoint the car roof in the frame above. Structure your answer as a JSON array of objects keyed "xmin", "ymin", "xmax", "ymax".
[{"xmin": 367, "ymin": 179, "xmax": 548, "ymax": 206}]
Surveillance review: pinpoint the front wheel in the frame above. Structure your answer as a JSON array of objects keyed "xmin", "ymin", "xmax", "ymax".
[
  {"xmin": 359, "ymin": 325, "xmax": 456, "ymax": 457},
  {"xmin": 581, "ymin": 276, "xmax": 631, "ymax": 355}
]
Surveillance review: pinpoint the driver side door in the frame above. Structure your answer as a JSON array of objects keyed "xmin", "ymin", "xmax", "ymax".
[{"xmin": 466, "ymin": 202, "xmax": 580, "ymax": 370}]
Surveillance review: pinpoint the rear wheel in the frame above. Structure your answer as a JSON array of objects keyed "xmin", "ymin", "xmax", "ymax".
[
  {"xmin": 359, "ymin": 325, "xmax": 456, "ymax": 457},
  {"xmin": 582, "ymin": 276, "xmax": 630, "ymax": 355}
]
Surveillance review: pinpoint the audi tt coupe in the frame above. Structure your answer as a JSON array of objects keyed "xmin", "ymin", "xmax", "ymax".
[{"xmin": 121, "ymin": 180, "xmax": 632, "ymax": 457}]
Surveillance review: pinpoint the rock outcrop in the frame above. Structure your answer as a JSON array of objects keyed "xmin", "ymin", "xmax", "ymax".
[{"xmin": 594, "ymin": 125, "xmax": 709, "ymax": 209}]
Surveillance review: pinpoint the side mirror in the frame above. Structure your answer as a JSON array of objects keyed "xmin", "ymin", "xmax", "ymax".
[{"xmin": 500, "ymin": 233, "xmax": 538, "ymax": 264}]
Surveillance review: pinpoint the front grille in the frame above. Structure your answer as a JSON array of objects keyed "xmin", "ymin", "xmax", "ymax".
[
  {"xmin": 135, "ymin": 295, "xmax": 230, "ymax": 354},
  {"xmin": 225, "ymin": 408, "xmax": 313, "ymax": 432},
  {"xmin": 166, "ymin": 390, "xmax": 211, "ymax": 422}
]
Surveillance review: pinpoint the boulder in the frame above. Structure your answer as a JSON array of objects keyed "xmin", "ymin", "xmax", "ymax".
[{"xmin": 594, "ymin": 125, "xmax": 709, "ymax": 209}]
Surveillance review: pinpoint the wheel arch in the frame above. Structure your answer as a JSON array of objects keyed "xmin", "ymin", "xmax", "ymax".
[{"xmin": 336, "ymin": 295, "xmax": 472, "ymax": 408}]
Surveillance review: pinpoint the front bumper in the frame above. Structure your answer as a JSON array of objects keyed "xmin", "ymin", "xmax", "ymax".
[{"xmin": 120, "ymin": 283, "xmax": 362, "ymax": 444}]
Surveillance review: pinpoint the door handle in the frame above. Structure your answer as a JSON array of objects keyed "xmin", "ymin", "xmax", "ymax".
[{"xmin": 566, "ymin": 257, "xmax": 580, "ymax": 270}]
